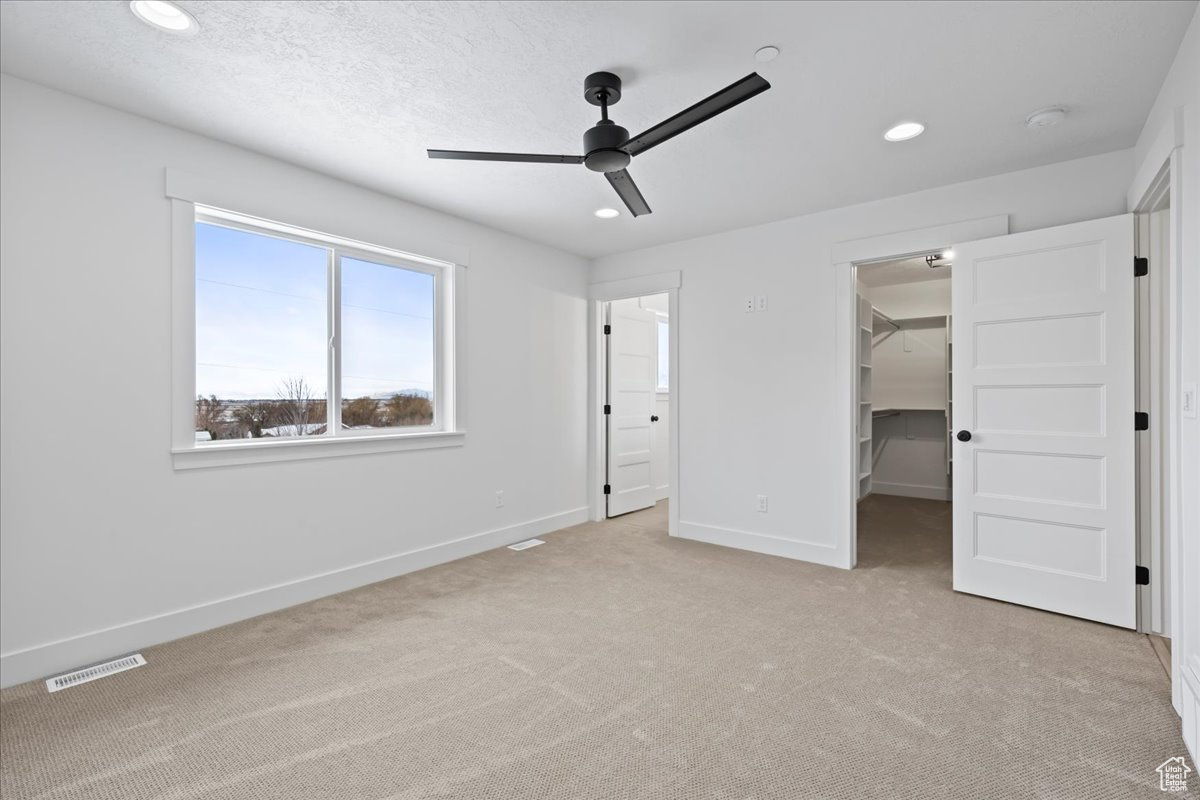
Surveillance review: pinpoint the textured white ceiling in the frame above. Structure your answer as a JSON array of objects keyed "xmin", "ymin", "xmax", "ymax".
[{"xmin": 1, "ymin": 1, "xmax": 1195, "ymax": 258}]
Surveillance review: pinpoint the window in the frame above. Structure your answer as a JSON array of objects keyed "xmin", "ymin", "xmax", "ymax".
[
  {"xmin": 656, "ymin": 317, "xmax": 669, "ymax": 391},
  {"xmin": 190, "ymin": 206, "xmax": 454, "ymax": 452}
]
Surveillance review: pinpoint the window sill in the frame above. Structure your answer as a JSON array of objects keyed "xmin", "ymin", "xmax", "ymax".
[{"xmin": 172, "ymin": 430, "xmax": 465, "ymax": 470}]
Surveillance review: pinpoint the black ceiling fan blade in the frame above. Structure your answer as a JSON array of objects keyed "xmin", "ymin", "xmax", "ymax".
[
  {"xmin": 427, "ymin": 149, "xmax": 585, "ymax": 164},
  {"xmin": 606, "ymin": 169, "xmax": 651, "ymax": 217},
  {"xmin": 622, "ymin": 73, "xmax": 771, "ymax": 157}
]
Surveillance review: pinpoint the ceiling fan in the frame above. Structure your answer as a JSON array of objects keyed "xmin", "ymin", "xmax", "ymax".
[{"xmin": 428, "ymin": 71, "xmax": 771, "ymax": 217}]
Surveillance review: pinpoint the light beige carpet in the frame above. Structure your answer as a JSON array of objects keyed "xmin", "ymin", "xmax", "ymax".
[{"xmin": 1, "ymin": 496, "xmax": 1192, "ymax": 799}]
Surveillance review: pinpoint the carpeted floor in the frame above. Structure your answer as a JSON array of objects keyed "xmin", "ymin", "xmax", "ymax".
[{"xmin": 0, "ymin": 496, "xmax": 1192, "ymax": 799}]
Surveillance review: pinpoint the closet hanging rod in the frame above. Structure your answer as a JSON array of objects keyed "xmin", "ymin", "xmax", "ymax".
[{"xmin": 872, "ymin": 308, "xmax": 901, "ymax": 330}]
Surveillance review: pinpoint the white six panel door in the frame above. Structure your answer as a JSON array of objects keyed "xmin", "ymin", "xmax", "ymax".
[
  {"xmin": 606, "ymin": 300, "xmax": 658, "ymax": 517},
  {"xmin": 952, "ymin": 214, "xmax": 1135, "ymax": 628}
]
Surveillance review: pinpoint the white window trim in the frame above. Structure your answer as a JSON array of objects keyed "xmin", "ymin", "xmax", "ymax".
[{"xmin": 169, "ymin": 177, "xmax": 467, "ymax": 470}]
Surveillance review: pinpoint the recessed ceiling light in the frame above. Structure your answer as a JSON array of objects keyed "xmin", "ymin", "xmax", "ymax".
[
  {"xmin": 1025, "ymin": 106, "xmax": 1067, "ymax": 129},
  {"xmin": 884, "ymin": 121, "xmax": 925, "ymax": 142},
  {"xmin": 754, "ymin": 46, "xmax": 780, "ymax": 63},
  {"xmin": 942, "ymin": 249, "xmax": 955, "ymax": 260},
  {"xmin": 130, "ymin": 0, "xmax": 198, "ymax": 34},
  {"xmin": 594, "ymin": 208, "xmax": 620, "ymax": 219}
]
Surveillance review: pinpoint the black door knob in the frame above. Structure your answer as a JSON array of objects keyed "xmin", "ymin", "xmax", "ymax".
[
  {"xmin": 650, "ymin": 415, "xmax": 660, "ymax": 422},
  {"xmin": 956, "ymin": 430, "xmax": 972, "ymax": 442}
]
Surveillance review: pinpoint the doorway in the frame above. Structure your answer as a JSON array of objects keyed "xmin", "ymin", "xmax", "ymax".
[
  {"xmin": 841, "ymin": 214, "xmax": 1158, "ymax": 633},
  {"xmin": 854, "ymin": 253, "xmax": 954, "ymax": 570},
  {"xmin": 604, "ymin": 293, "xmax": 670, "ymax": 518},
  {"xmin": 587, "ymin": 270, "xmax": 680, "ymax": 535}
]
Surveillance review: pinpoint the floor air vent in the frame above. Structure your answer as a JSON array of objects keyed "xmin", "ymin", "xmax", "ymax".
[
  {"xmin": 507, "ymin": 539, "xmax": 545, "ymax": 551},
  {"xmin": 46, "ymin": 654, "xmax": 146, "ymax": 693}
]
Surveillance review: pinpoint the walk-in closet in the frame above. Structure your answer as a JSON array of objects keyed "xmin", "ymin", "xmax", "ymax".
[{"xmin": 855, "ymin": 253, "xmax": 953, "ymax": 559}]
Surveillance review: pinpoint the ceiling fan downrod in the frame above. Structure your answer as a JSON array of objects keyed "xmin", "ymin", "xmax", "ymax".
[{"xmin": 583, "ymin": 72, "xmax": 631, "ymax": 173}]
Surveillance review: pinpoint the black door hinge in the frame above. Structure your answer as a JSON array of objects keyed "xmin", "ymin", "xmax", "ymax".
[
  {"xmin": 1136, "ymin": 565, "xmax": 1150, "ymax": 585},
  {"xmin": 603, "ymin": 484, "xmax": 611, "ymax": 495},
  {"xmin": 1135, "ymin": 411, "xmax": 1150, "ymax": 431},
  {"xmin": 1134, "ymin": 256, "xmax": 1149, "ymax": 277},
  {"xmin": 603, "ymin": 324, "xmax": 611, "ymax": 335},
  {"xmin": 603, "ymin": 404, "xmax": 611, "ymax": 415}
]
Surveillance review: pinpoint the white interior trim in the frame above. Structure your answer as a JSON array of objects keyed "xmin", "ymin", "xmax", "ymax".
[
  {"xmin": 871, "ymin": 482, "xmax": 951, "ymax": 502},
  {"xmin": 830, "ymin": 215, "xmax": 1009, "ymax": 265},
  {"xmin": 833, "ymin": 215, "xmax": 1010, "ymax": 569},
  {"xmin": 588, "ymin": 271, "xmax": 681, "ymax": 301},
  {"xmin": 170, "ymin": 188, "xmax": 469, "ymax": 468},
  {"xmin": 1128, "ymin": 105, "xmax": 1185, "ymax": 212},
  {"xmin": 1132, "ymin": 147, "xmax": 1187, "ymax": 718},
  {"xmin": 0, "ymin": 506, "xmax": 589, "ymax": 688},
  {"xmin": 677, "ymin": 520, "xmax": 840, "ymax": 566},
  {"xmin": 164, "ymin": 167, "xmax": 471, "ymax": 267},
  {"xmin": 588, "ymin": 272, "xmax": 681, "ymax": 537},
  {"xmin": 173, "ymin": 431, "xmax": 466, "ymax": 469}
]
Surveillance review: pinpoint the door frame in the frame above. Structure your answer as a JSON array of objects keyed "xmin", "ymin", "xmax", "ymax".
[
  {"xmin": 832, "ymin": 215, "xmax": 1009, "ymax": 568},
  {"xmin": 1131, "ymin": 148, "xmax": 1186, "ymax": 717},
  {"xmin": 588, "ymin": 271, "xmax": 680, "ymax": 534}
]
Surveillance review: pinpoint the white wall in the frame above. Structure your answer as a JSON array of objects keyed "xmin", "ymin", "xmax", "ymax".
[
  {"xmin": 592, "ymin": 149, "xmax": 1133, "ymax": 567},
  {"xmin": 1130, "ymin": 4, "xmax": 1200, "ymax": 759},
  {"xmin": 0, "ymin": 76, "xmax": 591, "ymax": 687},
  {"xmin": 639, "ymin": 294, "xmax": 671, "ymax": 500},
  {"xmin": 866, "ymin": 279, "xmax": 951, "ymax": 319}
]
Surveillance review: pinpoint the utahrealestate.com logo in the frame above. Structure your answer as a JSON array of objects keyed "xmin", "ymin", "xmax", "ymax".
[{"xmin": 1156, "ymin": 757, "xmax": 1192, "ymax": 792}]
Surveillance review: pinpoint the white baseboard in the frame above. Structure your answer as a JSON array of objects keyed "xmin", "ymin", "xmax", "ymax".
[
  {"xmin": 676, "ymin": 520, "xmax": 844, "ymax": 569},
  {"xmin": 871, "ymin": 481, "xmax": 950, "ymax": 502},
  {"xmin": 1183, "ymin": 659, "xmax": 1200, "ymax": 763},
  {"xmin": 0, "ymin": 507, "xmax": 589, "ymax": 690},
  {"xmin": 655, "ymin": 486, "xmax": 669, "ymax": 502}
]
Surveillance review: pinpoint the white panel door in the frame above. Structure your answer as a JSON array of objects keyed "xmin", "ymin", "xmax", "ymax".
[
  {"xmin": 606, "ymin": 300, "xmax": 658, "ymax": 517},
  {"xmin": 952, "ymin": 214, "xmax": 1135, "ymax": 628}
]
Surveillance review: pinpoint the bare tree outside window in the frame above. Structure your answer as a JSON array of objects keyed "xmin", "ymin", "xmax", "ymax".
[{"xmin": 272, "ymin": 377, "xmax": 325, "ymax": 437}]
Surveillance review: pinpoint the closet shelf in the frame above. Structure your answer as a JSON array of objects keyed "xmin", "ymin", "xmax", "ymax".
[{"xmin": 872, "ymin": 310, "xmax": 947, "ymax": 332}]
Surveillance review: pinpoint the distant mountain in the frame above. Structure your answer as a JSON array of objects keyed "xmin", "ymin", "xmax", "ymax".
[{"xmin": 369, "ymin": 388, "xmax": 431, "ymax": 400}]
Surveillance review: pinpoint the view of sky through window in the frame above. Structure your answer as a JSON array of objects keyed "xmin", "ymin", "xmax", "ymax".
[
  {"xmin": 195, "ymin": 223, "xmax": 327, "ymax": 401},
  {"xmin": 194, "ymin": 222, "xmax": 437, "ymax": 440}
]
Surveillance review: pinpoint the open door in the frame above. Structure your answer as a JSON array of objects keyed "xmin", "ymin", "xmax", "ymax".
[
  {"xmin": 951, "ymin": 214, "xmax": 1136, "ymax": 628},
  {"xmin": 606, "ymin": 300, "xmax": 658, "ymax": 517}
]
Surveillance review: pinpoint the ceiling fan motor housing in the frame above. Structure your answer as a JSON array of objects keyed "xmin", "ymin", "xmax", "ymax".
[{"xmin": 583, "ymin": 120, "xmax": 631, "ymax": 172}]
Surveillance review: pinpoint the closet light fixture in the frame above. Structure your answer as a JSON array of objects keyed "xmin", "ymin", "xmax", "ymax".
[
  {"xmin": 925, "ymin": 251, "xmax": 953, "ymax": 269},
  {"xmin": 1025, "ymin": 107, "xmax": 1067, "ymax": 129},
  {"xmin": 755, "ymin": 46, "xmax": 780, "ymax": 63},
  {"xmin": 594, "ymin": 208, "xmax": 620, "ymax": 219},
  {"xmin": 130, "ymin": 0, "xmax": 198, "ymax": 34},
  {"xmin": 884, "ymin": 122, "xmax": 924, "ymax": 142}
]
